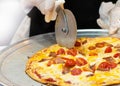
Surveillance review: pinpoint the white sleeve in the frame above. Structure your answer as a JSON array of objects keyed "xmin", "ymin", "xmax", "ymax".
[
  {"xmin": 21, "ymin": 0, "xmax": 34, "ymax": 14},
  {"xmin": 10, "ymin": 16, "xmax": 31, "ymax": 45},
  {"xmin": 0, "ymin": 0, "xmax": 31, "ymax": 52}
]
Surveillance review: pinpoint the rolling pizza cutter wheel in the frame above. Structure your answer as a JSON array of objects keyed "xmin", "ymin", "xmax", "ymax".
[{"xmin": 55, "ymin": 6, "xmax": 77, "ymax": 48}]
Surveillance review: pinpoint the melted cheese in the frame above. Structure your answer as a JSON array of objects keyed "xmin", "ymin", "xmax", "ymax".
[
  {"xmin": 26, "ymin": 37, "xmax": 120, "ymax": 86},
  {"xmin": 88, "ymin": 65, "xmax": 120, "ymax": 85}
]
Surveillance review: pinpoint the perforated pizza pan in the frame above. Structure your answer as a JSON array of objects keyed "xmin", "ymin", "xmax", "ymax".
[{"xmin": 0, "ymin": 29, "xmax": 109, "ymax": 86}]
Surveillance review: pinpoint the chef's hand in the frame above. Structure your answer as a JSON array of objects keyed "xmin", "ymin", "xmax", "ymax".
[
  {"xmin": 97, "ymin": 1, "xmax": 120, "ymax": 37},
  {"xmin": 22, "ymin": 0, "xmax": 65, "ymax": 23}
]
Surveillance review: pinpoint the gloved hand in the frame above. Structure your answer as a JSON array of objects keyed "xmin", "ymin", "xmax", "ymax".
[
  {"xmin": 22, "ymin": 0, "xmax": 65, "ymax": 23},
  {"xmin": 97, "ymin": 0, "xmax": 120, "ymax": 37}
]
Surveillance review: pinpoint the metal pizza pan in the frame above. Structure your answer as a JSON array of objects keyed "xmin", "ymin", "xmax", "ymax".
[{"xmin": 0, "ymin": 29, "xmax": 109, "ymax": 86}]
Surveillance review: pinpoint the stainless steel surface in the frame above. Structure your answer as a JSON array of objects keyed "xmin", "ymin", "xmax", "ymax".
[
  {"xmin": 55, "ymin": 6, "xmax": 77, "ymax": 48},
  {"xmin": 0, "ymin": 29, "xmax": 109, "ymax": 86}
]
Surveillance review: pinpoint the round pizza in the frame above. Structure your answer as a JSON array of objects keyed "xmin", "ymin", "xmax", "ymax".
[{"xmin": 25, "ymin": 37, "xmax": 120, "ymax": 86}]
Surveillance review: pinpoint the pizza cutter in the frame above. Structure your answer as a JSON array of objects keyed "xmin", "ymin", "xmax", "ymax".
[{"xmin": 55, "ymin": 6, "xmax": 77, "ymax": 48}]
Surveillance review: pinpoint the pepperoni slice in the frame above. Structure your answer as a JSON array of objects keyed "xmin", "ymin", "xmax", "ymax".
[
  {"xmin": 57, "ymin": 48, "xmax": 65, "ymax": 55},
  {"xmin": 88, "ymin": 46, "xmax": 96, "ymax": 50},
  {"xmin": 45, "ymin": 78, "xmax": 56, "ymax": 82},
  {"xmin": 105, "ymin": 46, "xmax": 112, "ymax": 53},
  {"xmin": 74, "ymin": 41, "xmax": 81, "ymax": 47},
  {"xmin": 113, "ymin": 53, "xmax": 120, "ymax": 58},
  {"xmin": 71, "ymin": 68, "xmax": 82, "ymax": 75},
  {"xmin": 67, "ymin": 48, "xmax": 77, "ymax": 56},
  {"xmin": 97, "ymin": 62, "xmax": 117, "ymax": 71},
  {"xmin": 65, "ymin": 59, "xmax": 76, "ymax": 67},
  {"xmin": 64, "ymin": 81, "xmax": 71, "ymax": 84},
  {"xmin": 76, "ymin": 58, "xmax": 87, "ymax": 66},
  {"xmin": 110, "ymin": 62, "xmax": 117, "ymax": 69},
  {"xmin": 95, "ymin": 42, "xmax": 105, "ymax": 48}
]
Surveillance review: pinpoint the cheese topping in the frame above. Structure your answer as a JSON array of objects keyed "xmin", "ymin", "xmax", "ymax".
[{"xmin": 25, "ymin": 37, "xmax": 120, "ymax": 86}]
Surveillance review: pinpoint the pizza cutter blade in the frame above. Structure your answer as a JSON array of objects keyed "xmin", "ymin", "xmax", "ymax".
[{"xmin": 55, "ymin": 6, "xmax": 77, "ymax": 48}]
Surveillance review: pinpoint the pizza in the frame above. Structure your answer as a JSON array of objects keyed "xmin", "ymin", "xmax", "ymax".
[{"xmin": 25, "ymin": 37, "xmax": 120, "ymax": 86}]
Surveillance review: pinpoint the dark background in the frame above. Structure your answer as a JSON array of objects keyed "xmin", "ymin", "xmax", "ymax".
[{"xmin": 28, "ymin": 0, "xmax": 117, "ymax": 36}]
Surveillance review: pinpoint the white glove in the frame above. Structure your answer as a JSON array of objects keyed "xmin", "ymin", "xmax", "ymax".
[
  {"xmin": 22, "ymin": 0, "xmax": 65, "ymax": 23},
  {"xmin": 97, "ymin": 1, "xmax": 120, "ymax": 37}
]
